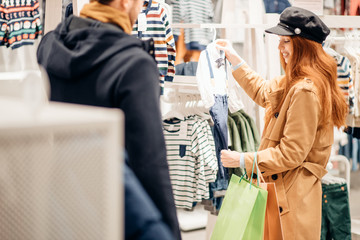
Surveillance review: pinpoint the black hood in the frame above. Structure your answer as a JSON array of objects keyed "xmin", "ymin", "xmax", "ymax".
[{"xmin": 37, "ymin": 16, "xmax": 142, "ymax": 80}]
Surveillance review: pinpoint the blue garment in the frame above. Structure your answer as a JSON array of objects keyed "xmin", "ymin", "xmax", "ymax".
[
  {"xmin": 186, "ymin": 41, "xmax": 206, "ymax": 51},
  {"xmin": 208, "ymin": 95, "xmax": 229, "ymax": 210},
  {"xmin": 125, "ymin": 163, "xmax": 174, "ymax": 240},
  {"xmin": 263, "ymin": 0, "xmax": 291, "ymax": 13},
  {"xmin": 209, "ymin": 94, "xmax": 229, "ymax": 179},
  {"xmin": 175, "ymin": 61, "xmax": 198, "ymax": 76},
  {"xmin": 339, "ymin": 132, "xmax": 360, "ymax": 171},
  {"xmin": 205, "ymin": 49, "xmax": 229, "ymax": 179}
]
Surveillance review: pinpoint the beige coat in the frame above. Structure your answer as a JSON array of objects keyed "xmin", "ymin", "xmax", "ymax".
[{"xmin": 233, "ymin": 63, "xmax": 333, "ymax": 240}]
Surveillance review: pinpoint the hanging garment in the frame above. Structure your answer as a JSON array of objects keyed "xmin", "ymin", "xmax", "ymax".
[
  {"xmin": 209, "ymin": 94, "xmax": 229, "ymax": 180},
  {"xmin": 171, "ymin": 0, "xmax": 214, "ymax": 50},
  {"xmin": 196, "ymin": 43, "xmax": 228, "ymax": 109},
  {"xmin": 132, "ymin": 0, "xmax": 176, "ymax": 94},
  {"xmin": 163, "ymin": 116, "xmax": 217, "ymax": 209},
  {"xmin": 347, "ymin": 126, "xmax": 360, "ymax": 139},
  {"xmin": 197, "ymin": 42, "xmax": 244, "ymax": 112},
  {"xmin": 196, "ymin": 43, "xmax": 247, "ymax": 214},
  {"xmin": 324, "ymin": 47, "xmax": 355, "ymax": 115},
  {"xmin": 227, "ymin": 115, "xmax": 242, "ymax": 152},
  {"xmin": 228, "ymin": 110, "xmax": 261, "ymax": 179},
  {"xmin": 320, "ymin": 183, "xmax": 351, "ymax": 240},
  {"xmin": 239, "ymin": 109, "xmax": 261, "ymax": 149},
  {"xmin": 202, "ymin": 48, "xmax": 230, "ymax": 214},
  {"xmin": 342, "ymin": 46, "xmax": 360, "ymax": 127},
  {"xmin": 230, "ymin": 111, "xmax": 256, "ymax": 152},
  {"xmin": 198, "ymin": 45, "xmax": 229, "ymax": 179},
  {"xmin": 175, "ymin": 61, "xmax": 198, "ymax": 76},
  {"xmin": 263, "ymin": 0, "xmax": 291, "ymax": 13},
  {"xmin": 338, "ymin": 130, "xmax": 360, "ymax": 171},
  {"xmin": 227, "ymin": 114, "xmax": 245, "ymax": 178},
  {"xmin": 0, "ymin": 0, "xmax": 42, "ymax": 49}
]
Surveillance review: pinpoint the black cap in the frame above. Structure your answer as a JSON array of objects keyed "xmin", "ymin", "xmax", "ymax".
[{"xmin": 265, "ymin": 6, "xmax": 330, "ymax": 44}]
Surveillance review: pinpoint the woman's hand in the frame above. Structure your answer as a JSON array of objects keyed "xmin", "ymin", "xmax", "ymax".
[
  {"xmin": 221, "ymin": 149, "xmax": 241, "ymax": 168},
  {"xmin": 215, "ymin": 39, "xmax": 244, "ymax": 67}
]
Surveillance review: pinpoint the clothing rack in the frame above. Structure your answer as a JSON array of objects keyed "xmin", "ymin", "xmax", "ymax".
[
  {"xmin": 44, "ymin": 0, "xmax": 360, "ymax": 34},
  {"xmin": 328, "ymin": 155, "xmax": 351, "ymax": 192}
]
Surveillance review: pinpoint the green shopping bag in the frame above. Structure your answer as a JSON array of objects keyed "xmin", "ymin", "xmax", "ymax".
[{"xmin": 211, "ymin": 152, "xmax": 268, "ymax": 240}]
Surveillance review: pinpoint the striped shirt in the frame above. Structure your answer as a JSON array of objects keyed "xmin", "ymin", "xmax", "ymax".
[
  {"xmin": 325, "ymin": 48, "xmax": 355, "ymax": 114},
  {"xmin": 163, "ymin": 116, "xmax": 217, "ymax": 209},
  {"xmin": 0, "ymin": 0, "xmax": 42, "ymax": 49},
  {"xmin": 132, "ymin": 0, "xmax": 176, "ymax": 94},
  {"xmin": 171, "ymin": 0, "xmax": 214, "ymax": 46}
]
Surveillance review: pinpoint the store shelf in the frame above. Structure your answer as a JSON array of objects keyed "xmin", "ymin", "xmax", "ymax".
[
  {"xmin": 171, "ymin": 23, "xmax": 271, "ymax": 29},
  {"xmin": 171, "ymin": 15, "xmax": 360, "ymax": 29},
  {"xmin": 320, "ymin": 15, "xmax": 360, "ymax": 28}
]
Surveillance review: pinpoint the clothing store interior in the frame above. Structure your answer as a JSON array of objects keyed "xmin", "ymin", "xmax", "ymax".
[{"xmin": 1, "ymin": 0, "xmax": 360, "ymax": 239}]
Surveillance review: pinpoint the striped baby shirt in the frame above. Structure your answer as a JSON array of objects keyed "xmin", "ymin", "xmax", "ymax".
[
  {"xmin": 163, "ymin": 116, "xmax": 217, "ymax": 209},
  {"xmin": 132, "ymin": 0, "xmax": 176, "ymax": 94}
]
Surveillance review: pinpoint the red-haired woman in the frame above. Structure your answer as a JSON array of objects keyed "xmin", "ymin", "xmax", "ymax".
[{"xmin": 217, "ymin": 6, "xmax": 348, "ymax": 239}]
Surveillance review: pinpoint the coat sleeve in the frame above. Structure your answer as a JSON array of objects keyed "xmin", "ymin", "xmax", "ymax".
[
  {"xmin": 244, "ymin": 86, "xmax": 321, "ymax": 176},
  {"xmin": 232, "ymin": 62, "xmax": 270, "ymax": 108}
]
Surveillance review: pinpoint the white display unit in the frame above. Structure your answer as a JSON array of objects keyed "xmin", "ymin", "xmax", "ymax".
[{"xmin": 0, "ymin": 98, "xmax": 123, "ymax": 240}]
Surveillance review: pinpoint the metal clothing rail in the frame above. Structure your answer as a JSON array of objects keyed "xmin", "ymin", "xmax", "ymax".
[
  {"xmin": 171, "ymin": 15, "xmax": 360, "ymax": 29},
  {"xmin": 329, "ymin": 155, "xmax": 351, "ymax": 193}
]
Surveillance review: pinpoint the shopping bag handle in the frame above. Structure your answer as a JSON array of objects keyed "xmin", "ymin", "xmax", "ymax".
[
  {"xmin": 254, "ymin": 155, "xmax": 265, "ymax": 183},
  {"xmin": 250, "ymin": 152, "xmax": 266, "ymax": 189},
  {"xmin": 239, "ymin": 171, "xmax": 247, "ymax": 182},
  {"xmin": 250, "ymin": 152, "xmax": 259, "ymax": 189}
]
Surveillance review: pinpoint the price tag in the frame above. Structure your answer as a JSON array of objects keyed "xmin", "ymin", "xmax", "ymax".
[{"xmin": 137, "ymin": 13, "xmax": 147, "ymax": 32}]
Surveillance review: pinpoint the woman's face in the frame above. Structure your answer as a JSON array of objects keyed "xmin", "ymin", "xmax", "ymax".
[{"xmin": 278, "ymin": 36, "xmax": 293, "ymax": 64}]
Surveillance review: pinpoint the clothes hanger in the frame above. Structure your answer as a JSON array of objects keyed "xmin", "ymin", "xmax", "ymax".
[
  {"xmin": 195, "ymin": 95, "xmax": 211, "ymax": 120},
  {"xmin": 162, "ymin": 93, "xmax": 185, "ymax": 120},
  {"xmin": 211, "ymin": 27, "xmax": 217, "ymax": 43}
]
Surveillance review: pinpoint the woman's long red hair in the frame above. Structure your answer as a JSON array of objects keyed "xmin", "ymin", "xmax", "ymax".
[{"xmin": 264, "ymin": 36, "xmax": 347, "ymax": 130}]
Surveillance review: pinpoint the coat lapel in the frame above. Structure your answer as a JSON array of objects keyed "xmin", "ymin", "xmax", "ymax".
[{"xmin": 268, "ymin": 88, "xmax": 284, "ymax": 113}]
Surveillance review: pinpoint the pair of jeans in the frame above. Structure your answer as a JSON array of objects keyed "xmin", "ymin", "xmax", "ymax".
[
  {"xmin": 209, "ymin": 94, "xmax": 229, "ymax": 180},
  {"xmin": 208, "ymin": 95, "xmax": 229, "ymax": 212}
]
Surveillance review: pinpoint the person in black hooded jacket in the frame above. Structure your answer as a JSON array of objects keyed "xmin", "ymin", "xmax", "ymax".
[{"xmin": 37, "ymin": 0, "xmax": 181, "ymax": 239}]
